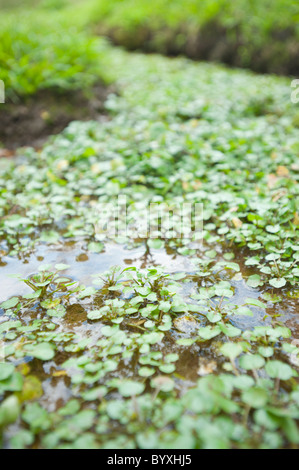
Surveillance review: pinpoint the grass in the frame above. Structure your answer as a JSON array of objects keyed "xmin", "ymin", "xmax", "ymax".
[
  {"xmin": 75, "ymin": 0, "xmax": 299, "ymax": 74},
  {"xmin": 1, "ymin": 0, "xmax": 299, "ymax": 102},
  {"xmin": 0, "ymin": 7, "xmax": 112, "ymax": 101}
]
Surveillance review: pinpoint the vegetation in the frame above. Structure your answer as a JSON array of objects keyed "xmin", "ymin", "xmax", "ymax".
[
  {"xmin": 1, "ymin": 0, "xmax": 299, "ymax": 103},
  {"xmin": 0, "ymin": 7, "xmax": 111, "ymax": 101},
  {"xmin": 0, "ymin": 43, "xmax": 299, "ymax": 448},
  {"xmin": 75, "ymin": 0, "xmax": 299, "ymax": 75}
]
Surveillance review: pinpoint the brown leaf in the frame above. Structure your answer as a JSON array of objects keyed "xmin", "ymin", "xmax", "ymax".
[
  {"xmin": 0, "ymin": 148, "xmax": 15, "ymax": 158},
  {"xmin": 276, "ymin": 166, "xmax": 289, "ymax": 177},
  {"xmin": 52, "ymin": 370, "xmax": 68, "ymax": 377},
  {"xmin": 293, "ymin": 212, "xmax": 299, "ymax": 226},
  {"xmin": 192, "ymin": 179, "xmax": 202, "ymax": 190},
  {"xmin": 232, "ymin": 217, "xmax": 243, "ymax": 228},
  {"xmin": 198, "ymin": 360, "xmax": 217, "ymax": 376}
]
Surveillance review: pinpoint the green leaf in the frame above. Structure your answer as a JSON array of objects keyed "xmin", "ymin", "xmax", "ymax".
[
  {"xmin": 239, "ymin": 354, "xmax": 265, "ymax": 370},
  {"xmin": 77, "ymin": 287, "xmax": 96, "ymax": 299},
  {"xmin": 147, "ymin": 239, "xmax": 165, "ymax": 250},
  {"xmin": 40, "ymin": 230, "xmax": 60, "ymax": 243},
  {"xmin": 247, "ymin": 275, "xmax": 263, "ymax": 288},
  {"xmin": 0, "ymin": 363, "xmax": 15, "ymax": 381},
  {"xmin": 0, "ymin": 297, "xmax": 19, "ymax": 310},
  {"xmin": 269, "ymin": 278, "xmax": 287, "ymax": 288},
  {"xmin": 258, "ymin": 346, "xmax": 274, "ymax": 358},
  {"xmin": 118, "ymin": 380, "xmax": 145, "ymax": 397},
  {"xmin": 0, "ymin": 395, "xmax": 20, "ymax": 427},
  {"xmin": 244, "ymin": 298, "xmax": 266, "ymax": 309},
  {"xmin": 87, "ymin": 242, "xmax": 104, "ymax": 253},
  {"xmin": 46, "ymin": 304, "xmax": 66, "ymax": 318},
  {"xmin": 24, "ymin": 343, "xmax": 55, "ymax": 361},
  {"xmin": 219, "ymin": 323, "xmax": 241, "ymax": 337},
  {"xmin": 54, "ymin": 264, "xmax": 70, "ymax": 271},
  {"xmin": 138, "ymin": 367, "xmax": 155, "ymax": 377},
  {"xmin": 159, "ymin": 301, "xmax": 171, "ymax": 312},
  {"xmin": 206, "ymin": 310, "xmax": 222, "ymax": 323},
  {"xmin": 265, "ymin": 360, "xmax": 296, "ymax": 380},
  {"xmin": 220, "ymin": 342, "xmax": 243, "ymax": 360},
  {"xmin": 159, "ymin": 364, "xmax": 175, "ymax": 374},
  {"xmin": 175, "ymin": 338, "xmax": 196, "ymax": 346},
  {"xmin": 198, "ymin": 325, "xmax": 221, "ymax": 340},
  {"xmin": 234, "ymin": 306, "xmax": 253, "ymax": 316},
  {"xmin": 242, "ymin": 387, "xmax": 268, "ymax": 408},
  {"xmin": 87, "ymin": 309, "xmax": 105, "ymax": 320}
]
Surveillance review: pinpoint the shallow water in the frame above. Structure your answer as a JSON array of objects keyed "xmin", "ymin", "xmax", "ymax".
[
  {"xmin": 0, "ymin": 240, "xmax": 298, "ymax": 419},
  {"xmin": 0, "ymin": 241, "xmax": 195, "ymax": 301},
  {"xmin": 1, "ymin": 240, "xmax": 298, "ymax": 330}
]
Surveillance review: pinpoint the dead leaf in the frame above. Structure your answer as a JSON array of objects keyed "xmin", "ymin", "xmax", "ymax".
[
  {"xmin": 52, "ymin": 370, "xmax": 68, "ymax": 377},
  {"xmin": 56, "ymin": 159, "xmax": 69, "ymax": 171},
  {"xmin": 276, "ymin": 166, "xmax": 289, "ymax": 177},
  {"xmin": 40, "ymin": 110, "xmax": 50, "ymax": 121},
  {"xmin": 173, "ymin": 315, "xmax": 198, "ymax": 334},
  {"xmin": 192, "ymin": 179, "xmax": 202, "ymax": 189},
  {"xmin": 198, "ymin": 360, "xmax": 217, "ymax": 376},
  {"xmin": 232, "ymin": 217, "xmax": 243, "ymax": 228},
  {"xmin": 272, "ymin": 189, "xmax": 287, "ymax": 202},
  {"xmin": 267, "ymin": 173, "xmax": 278, "ymax": 189},
  {"xmin": 293, "ymin": 212, "xmax": 299, "ymax": 226}
]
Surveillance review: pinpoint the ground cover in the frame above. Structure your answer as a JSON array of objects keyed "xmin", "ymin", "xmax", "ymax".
[{"xmin": 0, "ymin": 49, "xmax": 298, "ymax": 448}]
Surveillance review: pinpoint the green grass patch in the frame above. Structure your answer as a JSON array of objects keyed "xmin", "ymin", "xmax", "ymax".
[
  {"xmin": 0, "ymin": 9, "xmax": 111, "ymax": 100},
  {"xmin": 74, "ymin": 0, "xmax": 299, "ymax": 75}
]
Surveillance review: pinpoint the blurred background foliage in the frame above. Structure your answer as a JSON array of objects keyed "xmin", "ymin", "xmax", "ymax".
[{"xmin": 0, "ymin": 0, "xmax": 298, "ymax": 100}]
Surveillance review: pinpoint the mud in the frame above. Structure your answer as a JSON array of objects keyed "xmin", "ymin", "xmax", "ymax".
[{"xmin": 0, "ymin": 84, "xmax": 111, "ymax": 150}]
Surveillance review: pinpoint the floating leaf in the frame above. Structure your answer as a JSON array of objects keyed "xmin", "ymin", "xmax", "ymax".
[
  {"xmin": 0, "ymin": 297, "xmax": 19, "ymax": 310},
  {"xmin": 269, "ymin": 278, "xmax": 287, "ymax": 288},
  {"xmin": 87, "ymin": 242, "xmax": 104, "ymax": 253},
  {"xmin": 147, "ymin": 239, "xmax": 165, "ymax": 250},
  {"xmin": 244, "ymin": 298, "xmax": 266, "ymax": 309},
  {"xmin": 247, "ymin": 275, "xmax": 263, "ymax": 288}
]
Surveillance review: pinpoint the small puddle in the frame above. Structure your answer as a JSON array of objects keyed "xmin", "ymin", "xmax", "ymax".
[
  {"xmin": 0, "ymin": 241, "xmax": 196, "ymax": 301},
  {"xmin": 1, "ymin": 240, "xmax": 298, "ymax": 333}
]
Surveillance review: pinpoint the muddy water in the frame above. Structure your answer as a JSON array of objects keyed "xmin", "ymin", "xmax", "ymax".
[{"xmin": 0, "ymin": 240, "xmax": 298, "ymax": 332}]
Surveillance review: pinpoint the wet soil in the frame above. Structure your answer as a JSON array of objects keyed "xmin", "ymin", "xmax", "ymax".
[{"xmin": 0, "ymin": 84, "xmax": 111, "ymax": 150}]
